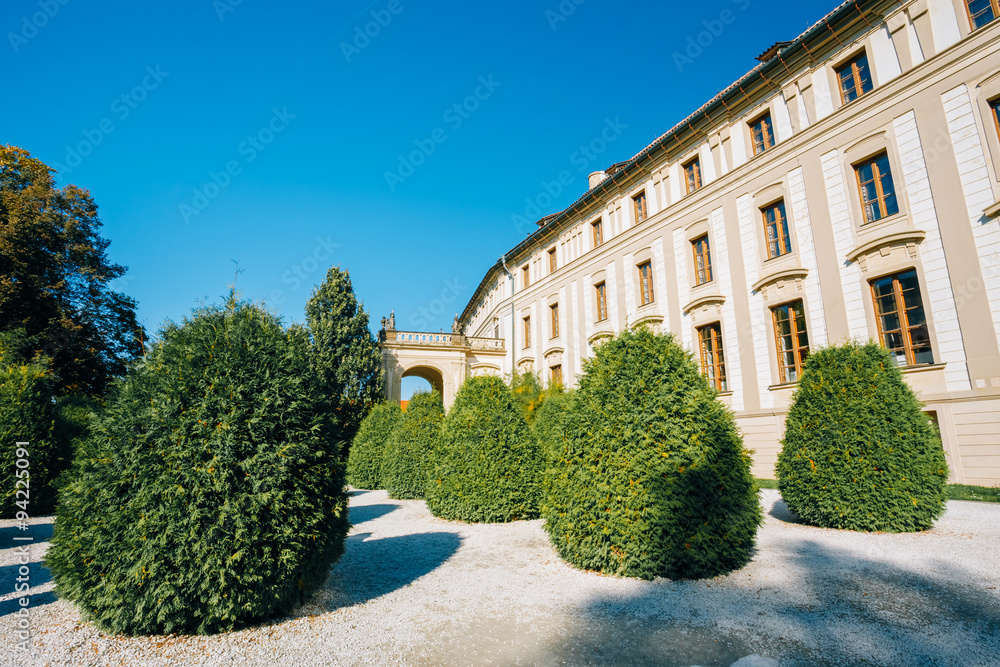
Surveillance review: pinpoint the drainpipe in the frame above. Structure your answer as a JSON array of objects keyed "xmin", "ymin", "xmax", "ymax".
[{"xmin": 501, "ymin": 254, "xmax": 515, "ymax": 377}]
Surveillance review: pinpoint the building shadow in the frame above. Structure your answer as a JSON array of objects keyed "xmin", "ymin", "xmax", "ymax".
[
  {"xmin": 0, "ymin": 523, "xmax": 54, "ymax": 549},
  {"xmin": 522, "ymin": 539, "xmax": 1000, "ymax": 666},
  {"xmin": 349, "ymin": 503, "xmax": 398, "ymax": 526},
  {"xmin": 0, "ymin": 560, "xmax": 55, "ymax": 617},
  {"xmin": 321, "ymin": 530, "xmax": 462, "ymax": 609}
]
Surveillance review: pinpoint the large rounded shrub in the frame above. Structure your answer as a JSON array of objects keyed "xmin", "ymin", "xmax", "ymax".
[
  {"xmin": 544, "ymin": 329, "xmax": 762, "ymax": 580},
  {"xmin": 381, "ymin": 391, "xmax": 443, "ymax": 500},
  {"xmin": 347, "ymin": 402, "xmax": 402, "ymax": 489},
  {"xmin": 46, "ymin": 300, "xmax": 349, "ymax": 635},
  {"xmin": 531, "ymin": 387, "xmax": 575, "ymax": 461},
  {"xmin": 426, "ymin": 376, "xmax": 542, "ymax": 522},
  {"xmin": 776, "ymin": 342, "xmax": 948, "ymax": 532}
]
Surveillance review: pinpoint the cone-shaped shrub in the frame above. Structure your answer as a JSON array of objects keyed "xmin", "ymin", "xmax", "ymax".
[
  {"xmin": 426, "ymin": 376, "xmax": 542, "ymax": 522},
  {"xmin": 544, "ymin": 328, "xmax": 762, "ymax": 580},
  {"xmin": 347, "ymin": 402, "xmax": 402, "ymax": 489},
  {"xmin": 381, "ymin": 391, "xmax": 443, "ymax": 499},
  {"xmin": 776, "ymin": 342, "xmax": 948, "ymax": 532},
  {"xmin": 46, "ymin": 300, "xmax": 349, "ymax": 635}
]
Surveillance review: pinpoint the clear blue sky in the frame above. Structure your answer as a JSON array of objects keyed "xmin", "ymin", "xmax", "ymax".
[{"xmin": 3, "ymin": 0, "xmax": 833, "ymax": 341}]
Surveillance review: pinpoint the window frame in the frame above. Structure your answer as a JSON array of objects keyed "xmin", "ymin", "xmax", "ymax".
[
  {"xmin": 966, "ymin": 0, "xmax": 999, "ymax": 29},
  {"xmin": 771, "ymin": 299, "xmax": 810, "ymax": 384},
  {"xmin": 749, "ymin": 112, "xmax": 776, "ymax": 155},
  {"xmin": 550, "ymin": 364, "xmax": 563, "ymax": 386},
  {"xmin": 592, "ymin": 219, "xmax": 604, "ymax": 247},
  {"xmin": 632, "ymin": 191, "xmax": 648, "ymax": 223},
  {"xmin": 637, "ymin": 261, "xmax": 655, "ymax": 306},
  {"xmin": 521, "ymin": 265, "xmax": 530, "ymax": 290},
  {"xmin": 835, "ymin": 51, "xmax": 874, "ymax": 105},
  {"xmin": 854, "ymin": 152, "xmax": 900, "ymax": 224},
  {"xmin": 550, "ymin": 303, "xmax": 560, "ymax": 339},
  {"xmin": 870, "ymin": 269, "xmax": 934, "ymax": 367},
  {"xmin": 990, "ymin": 97, "xmax": 1000, "ymax": 139},
  {"xmin": 522, "ymin": 315, "xmax": 531, "ymax": 349},
  {"xmin": 595, "ymin": 282, "xmax": 608, "ymax": 322},
  {"xmin": 548, "ymin": 248, "xmax": 557, "ymax": 273},
  {"xmin": 683, "ymin": 157, "xmax": 702, "ymax": 194},
  {"xmin": 761, "ymin": 200, "xmax": 793, "ymax": 259},
  {"xmin": 691, "ymin": 234, "xmax": 713, "ymax": 286},
  {"xmin": 697, "ymin": 322, "xmax": 728, "ymax": 392}
]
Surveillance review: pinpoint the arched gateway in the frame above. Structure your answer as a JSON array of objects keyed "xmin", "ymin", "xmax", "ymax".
[{"xmin": 378, "ymin": 315, "xmax": 506, "ymax": 409}]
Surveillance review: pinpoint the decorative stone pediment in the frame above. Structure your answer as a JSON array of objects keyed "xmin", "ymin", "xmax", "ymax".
[
  {"xmin": 630, "ymin": 314, "xmax": 665, "ymax": 333},
  {"xmin": 751, "ymin": 268, "xmax": 808, "ymax": 302},
  {"xmin": 543, "ymin": 347, "xmax": 564, "ymax": 364},
  {"xmin": 846, "ymin": 230, "xmax": 925, "ymax": 274},
  {"xmin": 588, "ymin": 330, "xmax": 614, "ymax": 347}
]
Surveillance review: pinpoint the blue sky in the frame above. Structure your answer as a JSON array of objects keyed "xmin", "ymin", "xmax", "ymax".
[{"xmin": 3, "ymin": 0, "xmax": 834, "ymax": 385}]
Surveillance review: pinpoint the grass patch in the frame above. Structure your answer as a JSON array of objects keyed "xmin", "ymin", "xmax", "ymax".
[{"xmin": 756, "ymin": 478, "xmax": 1000, "ymax": 503}]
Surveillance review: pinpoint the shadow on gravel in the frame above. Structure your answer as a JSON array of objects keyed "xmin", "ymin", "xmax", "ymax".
[
  {"xmin": 767, "ymin": 497, "xmax": 803, "ymax": 524},
  {"xmin": 0, "ymin": 591, "xmax": 57, "ymax": 617},
  {"xmin": 324, "ymin": 531, "xmax": 461, "ymax": 608},
  {"xmin": 0, "ymin": 560, "xmax": 55, "ymax": 617},
  {"xmin": 525, "ymin": 540, "xmax": 1000, "ymax": 666},
  {"xmin": 0, "ymin": 523, "xmax": 54, "ymax": 548},
  {"xmin": 349, "ymin": 503, "xmax": 399, "ymax": 526}
]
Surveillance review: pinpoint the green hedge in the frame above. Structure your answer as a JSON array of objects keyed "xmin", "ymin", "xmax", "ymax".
[
  {"xmin": 543, "ymin": 329, "xmax": 762, "ymax": 580},
  {"xmin": 347, "ymin": 402, "xmax": 402, "ymax": 489},
  {"xmin": 381, "ymin": 391, "xmax": 444, "ymax": 500},
  {"xmin": 776, "ymin": 342, "xmax": 948, "ymax": 532},
  {"xmin": 531, "ymin": 387, "xmax": 575, "ymax": 462},
  {"xmin": 46, "ymin": 300, "xmax": 349, "ymax": 635},
  {"xmin": 426, "ymin": 376, "xmax": 541, "ymax": 522}
]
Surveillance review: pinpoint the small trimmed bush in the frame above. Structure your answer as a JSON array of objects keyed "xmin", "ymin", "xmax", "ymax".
[
  {"xmin": 46, "ymin": 300, "xmax": 349, "ymax": 635},
  {"xmin": 426, "ymin": 376, "xmax": 542, "ymax": 522},
  {"xmin": 544, "ymin": 329, "xmax": 762, "ymax": 580},
  {"xmin": 776, "ymin": 342, "xmax": 948, "ymax": 532},
  {"xmin": 347, "ymin": 402, "xmax": 402, "ymax": 489},
  {"xmin": 381, "ymin": 391, "xmax": 444, "ymax": 500}
]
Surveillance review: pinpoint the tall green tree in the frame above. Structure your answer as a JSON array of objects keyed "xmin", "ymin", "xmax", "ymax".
[
  {"xmin": 0, "ymin": 146, "xmax": 144, "ymax": 396},
  {"xmin": 305, "ymin": 266, "xmax": 383, "ymax": 455}
]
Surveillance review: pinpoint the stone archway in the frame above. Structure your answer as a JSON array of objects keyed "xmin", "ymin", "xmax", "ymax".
[{"xmin": 399, "ymin": 364, "xmax": 445, "ymax": 401}]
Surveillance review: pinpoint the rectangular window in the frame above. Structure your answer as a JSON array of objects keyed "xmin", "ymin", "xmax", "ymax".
[
  {"xmin": 692, "ymin": 235, "xmax": 713, "ymax": 285},
  {"xmin": 967, "ymin": 0, "xmax": 999, "ymax": 29},
  {"xmin": 550, "ymin": 364, "xmax": 563, "ymax": 386},
  {"xmin": 595, "ymin": 282, "xmax": 608, "ymax": 322},
  {"xmin": 762, "ymin": 201, "xmax": 792, "ymax": 259},
  {"xmin": 550, "ymin": 303, "xmax": 559, "ymax": 339},
  {"xmin": 871, "ymin": 269, "xmax": 934, "ymax": 367},
  {"xmin": 772, "ymin": 300, "xmax": 810, "ymax": 383},
  {"xmin": 991, "ymin": 98, "xmax": 1000, "ymax": 138},
  {"xmin": 523, "ymin": 316, "xmax": 531, "ymax": 349},
  {"xmin": 683, "ymin": 158, "xmax": 702, "ymax": 194},
  {"xmin": 548, "ymin": 248, "xmax": 557, "ymax": 273},
  {"xmin": 633, "ymin": 191, "xmax": 648, "ymax": 223},
  {"xmin": 522, "ymin": 265, "xmax": 530, "ymax": 290},
  {"xmin": 836, "ymin": 52, "xmax": 873, "ymax": 104},
  {"xmin": 855, "ymin": 152, "xmax": 899, "ymax": 224},
  {"xmin": 592, "ymin": 219, "xmax": 604, "ymax": 247},
  {"xmin": 750, "ymin": 113, "xmax": 776, "ymax": 155},
  {"xmin": 697, "ymin": 323, "xmax": 728, "ymax": 392},
  {"xmin": 638, "ymin": 261, "xmax": 655, "ymax": 306}
]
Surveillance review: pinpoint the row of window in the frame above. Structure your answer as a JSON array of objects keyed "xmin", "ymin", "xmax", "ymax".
[{"xmin": 695, "ymin": 269, "xmax": 932, "ymax": 391}]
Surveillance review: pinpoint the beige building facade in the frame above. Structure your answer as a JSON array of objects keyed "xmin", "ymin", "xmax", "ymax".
[{"xmin": 457, "ymin": 0, "xmax": 1000, "ymax": 485}]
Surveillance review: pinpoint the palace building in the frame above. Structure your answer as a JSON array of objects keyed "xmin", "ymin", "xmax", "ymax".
[{"xmin": 445, "ymin": 0, "xmax": 1000, "ymax": 485}]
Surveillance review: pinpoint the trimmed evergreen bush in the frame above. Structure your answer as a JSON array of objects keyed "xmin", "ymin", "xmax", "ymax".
[
  {"xmin": 347, "ymin": 402, "xmax": 402, "ymax": 490},
  {"xmin": 46, "ymin": 300, "xmax": 349, "ymax": 635},
  {"xmin": 543, "ymin": 329, "xmax": 762, "ymax": 580},
  {"xmin": 531, "ymin": 387, "xmax": 575, "ymax": 461},
  {"xmin": 381, "ymin": 391, "xmax": 443, "ymax": 500},
  {"xmin": 776, "ymin": 342, "xmax": 948, "ymax": 532},
  {"xmin": 426, "ymin": 376, "xmax": 542, "ymax": 523}
]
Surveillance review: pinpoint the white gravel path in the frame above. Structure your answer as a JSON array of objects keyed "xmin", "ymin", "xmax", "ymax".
[{"xmin": 1, "ymin": 489, "xmax": 998, "ymax": 666}]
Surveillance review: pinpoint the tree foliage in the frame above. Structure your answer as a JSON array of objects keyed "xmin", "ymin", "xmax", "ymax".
[
  {"xmin": 46, "ymin": 299, "xmax": 349, "ymax": 635},
  {"xmin": 0, "ymin": 146, "xmax": 143, "ymax": 396},
  {"xmin": 776, "ymin": 342, "xmax": 948, "ymax": 532},
  {"xmin": 347, "ymin": 402, "xmax": 401, "ymax": 490},
  {"xmin": 426, "ymin": 376, "xmax": 542, "ymax": 523},
  {"xmin": 543, "ymin": 329, "xmax": 762, "ymax": 580},
  {"xmin": 305, "ymin": 266, "xmax": 383, "ymax": 457},
  {"xmin": 381, "ymin": 391, "xmax": 443, "ymax": 500}
]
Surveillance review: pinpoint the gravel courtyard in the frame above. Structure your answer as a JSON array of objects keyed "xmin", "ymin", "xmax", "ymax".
[{"xmin": 1, "ymin": 489, "xmax": 998, "ymax": 667}]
